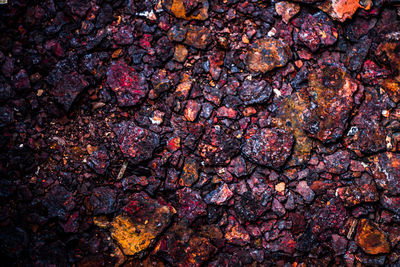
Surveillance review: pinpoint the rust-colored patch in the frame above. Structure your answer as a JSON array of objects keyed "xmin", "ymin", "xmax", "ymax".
[{"xmin": 355, "ymin": 219, "xmax": 390, "ymax": 255}]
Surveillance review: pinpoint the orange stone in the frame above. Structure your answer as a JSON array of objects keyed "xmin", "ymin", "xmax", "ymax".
[
  {"xmin": 355, "ymin": 219, "xmax": 390, "ymax": 255},
  {"xmin": 162, "ymin": 0, "xmax": 209, "ymax": 21},
  {"xmin": 247, "ymin": 38, "xmax": 292, "ymax": 73},
  {"xmin": 275, "ymin": 1, "xmax": 300, "ymax": 24},
  {"xmin": 318, "ymin": 0, "xmax": 372, "ymax": 22}
]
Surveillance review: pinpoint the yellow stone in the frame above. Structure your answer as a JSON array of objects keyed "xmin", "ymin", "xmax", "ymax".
[{"xmin": 355, "ymin": 219, "xmax": 390, "ymax": 255}]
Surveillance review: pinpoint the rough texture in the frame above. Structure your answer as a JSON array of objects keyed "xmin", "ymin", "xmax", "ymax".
[
  {"xmin": 242, "ymin": 127, "xmax": 294, "ymax": 169},
  {"xmin": 247, "ymin": 38, "xmax": 292, "ymax": 73}
]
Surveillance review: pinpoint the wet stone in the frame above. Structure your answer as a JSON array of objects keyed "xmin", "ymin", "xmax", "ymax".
[
  {"xmin": 247, "ymin": 38, "xmax": 292, "ymax": 73},
  {"xmin": 114, "ymin": 121, "xmax": 160, "ymax": 165},
  {"xmin": 355, "ymin": 219, "xmax": 390, "ymax": 255},
  {"xmin": 110, "ymin": 192, "xmax": 175, "ymax": 257},
  {"xmin": 304, "ymin": 64, "xmax": 358, "ymax": 143},
  {"xmin": 106, "ymin": 61, "xmax": 148, "ymax": 107},
  {"xmin": 239, "ymin": 79, "xmax": 272, "ymax": 106},
  {"xmin": 242, "ymin": 127, "xmax": 294, "ymax": 169}
]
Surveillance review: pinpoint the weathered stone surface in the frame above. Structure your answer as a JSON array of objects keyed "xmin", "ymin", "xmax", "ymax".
[
  {"xmin": 184, "ymin": 100, "xmax": 201, "ymax": 122},
  {"xmin": 269, "ymin": 89, "xmax": 313, "ymax": 166},
  {"xmin": 275, "ymin": 1, "xmax": 300, "ymax": 24},
  {"xmin": 336, "ymin": 184, "xmax": 379, "ymax": 207},
  {"xmin": 114, "ymin": 121, "xmax": 160, "ymax": 164},
  {"xmin": 347, "ymin": 87, "xmax": 387, "ymax": 154},
  {"xmin": 242, "ymin": 127, "xmax": 294, "ymax": 169},
  {"xmin": 110, "ymin": 192, "xmax": 175, "ymax": 256},
  {"xmin": 295, "ymin": 181, "xmax": 315, "ymax": 203},
  {"xmin": 304, "ymin": 65, "xmax": 358, "ymax": 143},
  {"xmin": 225, "ymin": 216, "xmax": 250, "ymax": 246},
  {"xmin": 318, "ymin": 0, "xmax": 372, "ymax": 22},
  {"xmin": 154, "ymin": 222, "xmax": 216, "ymax": 266},
  {"xmin": 355, "ymin": 219, "xmax": 390, "ymax": 255},
  {"xmin": 297, "ymin": 12, "xmax": 338, "ymax": 52},
  {"xmin": 51, "ymin": 72, "xmax": 88, "ymax": 111},
  {"xmin": 247, "ymin": 38, "xmax": 292, "ymax": 73},
  {"xmin": 179, "ymin": 158, "xmax": 199, "ymax": 187},
  {"xmin": 197, "ymin": 125, "xmax": 241, "ymax": 165},
  {"xmin": 184, "ymin": 25, "xmax": 212, "ymax": 50},
  {"xmin": 205, "ymin": 183, "xmax": 233, "ymax": 205},
  {"xmin": 106, "ymin": 61, "xmax": 148, "ymax": 107},
  {"xmin": 176, "ymin": 187, "xmax": 206, "ymax": 223},
  {"xmin": 162, "ymin": 0, "xmax": 209, "ymax": 20},
  {"xmin": 239, "ymin": 79, "xmax": 272, "ymax": 106},
  {"xmin": 323, "ymin": 150, "xmax": 350, "ymax": 174},
  {"xmin": 369, "ymin": 152, "xmax": 400, "ymax": 195}
]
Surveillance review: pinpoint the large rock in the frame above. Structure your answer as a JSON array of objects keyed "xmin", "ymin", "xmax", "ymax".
[
  {"xmin": 162, "ymin": 0, "xmax": 209, "ymax": 20},
  {"xmin": 369, "ymin": 152, "xmax": 400, "ymax": 195},
  {"xmin": 318, "ymin": 0, "xmax": 372, "ymax": 22}
]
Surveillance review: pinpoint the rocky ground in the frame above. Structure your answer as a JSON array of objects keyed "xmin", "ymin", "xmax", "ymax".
[{"xmin": 1, "ymin": 0, "xmax": 400, "ymax": 266}]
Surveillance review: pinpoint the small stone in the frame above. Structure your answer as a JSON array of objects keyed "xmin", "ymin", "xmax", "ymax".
[
  {"xmin": 87, "ymin": 149, "xmax": 109, "ymax": 175},
  {"xmin": 275, "ymin": 182, "xmax": 286, "ymax": 194},
  {"xmin": 162, "ymin": 0, "xmax": 209, "ymax": 20},
  {"xmin": 295, "ymin": 181, "xmax": 315, "ymax": 202},
  {"xmin": 90, "ymin": 187, "xmax": 116, "ymax": 215},
  {"xmin": 51, "ymin": 72, "xmax": 88, "ymax": 111},
  {"xmin": 275, "ymin": 1, "xmax": 300, "ymax": 24},
  {"xmin": 323, "ymin": 150, "xmax": 350, "ymax": 174},
  {"xmin": 184, "ymin": 100, "xmax": 201, "ymax": 121},
  {"xmin": 304, "ymin": 65, "xmax": 358, "ymax": 143},
  {"xmin": 318, "ymin": 0, "xmax": 372, "ymax": 22},
  {"xmin": 176, "ymin": 187, "xmax": 207, "ymax": 223},
  {"xmin": 225, "ymin": 216, "xmax": 250, "ymax": 246},
  {"xmin": 272, "ymin": 198, "xmax": 286, "ymax": 216},
  {"xmin": 332, "ymin": 234, "xmax": 348, "ymax": 255},
  {"xmin": 242, "ymin": 127, "xmax": 294, "ymax": 169},
  {"xmin": 355, "ymin": 219, "xmax": 390, "ymax": 255},
  {"xmin": 114, "ymin": 121, "xmax": 160, "ymax": 165},
  {"xmin": 247, "ymin": 38, "xmax": 292, "ymax": 73},
  {"xmin": 11, "ymin": 69, "xmax": 31, "ymax": 92},
  {"xmin": 110, "ymin": 192, "xmax": 175, "ymax": 257},
  {"xmin": 369, "ymin": 152, "xmax": 400, "ymax": 195},
  {"xmin": 106, "ymin": 61, "xmax": 148, "ymax": 107},
  {"xmin": 174, "ymin": 44, "xmax": 188, "ymax": 62},
  {"xmin": 297, "ymin": 12, "xmax": 338, "ymax": 52},
  {"xmin": 179, "ymin": 158, "xmax": 199, "ymax": 187},
  {"xmin": 205, "ymin": 183, "xmax": 233, "ymax": 205},
  {"xmin": 336, "ymin": 184, "xmax": 379, "ymax": 207},
  {"xmin": 184, "ymin": 25, "xmax": 212, "ymax": 50},
  {"xmin": 239, "ymin": 79, "xmax": 272, "ymax": 105}
]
